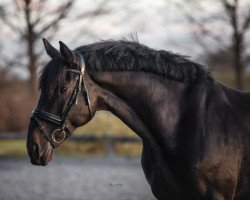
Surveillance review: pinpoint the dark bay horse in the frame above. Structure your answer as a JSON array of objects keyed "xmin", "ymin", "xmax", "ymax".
[{"xmin": 27, "ymin": 38, "xmax": 250, "ymax": 200}]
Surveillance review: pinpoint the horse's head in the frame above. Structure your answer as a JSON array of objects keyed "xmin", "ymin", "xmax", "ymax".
[{"xmin": 27, "ymin": 39, "xmax": 97, "ymax": 166}]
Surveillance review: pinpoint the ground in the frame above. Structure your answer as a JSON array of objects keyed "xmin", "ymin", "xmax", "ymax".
[{"xmin": 0, "ymin": 156, "xmax": 156, "ymax": 200}]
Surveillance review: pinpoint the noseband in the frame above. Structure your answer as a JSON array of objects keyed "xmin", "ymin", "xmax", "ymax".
[{"xmin": 31, "ymin": 52, "xmax": 92, "ymax": 147}]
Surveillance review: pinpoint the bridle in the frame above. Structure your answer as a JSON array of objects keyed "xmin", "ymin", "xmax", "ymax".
[{"xmin": 31, "ymin": 52, "xmax": 92, "ymax": 147}]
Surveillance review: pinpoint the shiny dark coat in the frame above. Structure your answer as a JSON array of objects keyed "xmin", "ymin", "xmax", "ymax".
[{"xmin": 28, "ymin": 39, "xmax": 250, "ymax": 200}]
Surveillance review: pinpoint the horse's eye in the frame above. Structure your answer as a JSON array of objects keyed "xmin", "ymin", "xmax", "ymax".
[{"xmin": 60, "ymin": 85, "xmax": 68, "ymax": 93}]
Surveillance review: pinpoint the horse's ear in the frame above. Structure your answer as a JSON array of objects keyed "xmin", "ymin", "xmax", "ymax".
[
  {"xmin": 42, "ymin": 38, "xmax": 60, "ymax": 59},
  {"xmin": 59, "ymin": 41, "xmax": 74, "ymax": 64}
]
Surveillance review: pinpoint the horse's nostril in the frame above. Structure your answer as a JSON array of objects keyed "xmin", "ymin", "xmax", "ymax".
[{"xmin": 32, "ymin": 143, "xmax": 39, "ymax": 158}]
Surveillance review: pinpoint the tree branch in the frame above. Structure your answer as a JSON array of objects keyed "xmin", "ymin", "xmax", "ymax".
[
  {"xmin": 75, "ymin": 0, "xmax": 110, "ymax": 19},
  {"xmin": 186, "ymin": 14, "xmax": 228, "ymax": 50},
  {"xmin": 241, "ymin": 7, "xmax": 250, "ymax": 33},
  {"xmin": 37, "ymin": 0, "xmax": 74, "ymax": 36},
  {"xmin": 0, "ymin": 5, "xmax": 23, "ymax": 35},
  {"xmin": 221, "ymin": 0, "xmax": 238, "ymax": 33}
]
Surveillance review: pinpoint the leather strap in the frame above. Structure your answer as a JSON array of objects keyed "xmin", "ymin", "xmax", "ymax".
[
  {"xmin": 32, "ymin": 110, "xmax": 63, "ymax": 126},
  {"xmin": 31, "ymin": 51, "xmax": 92, "ymax": 147}
]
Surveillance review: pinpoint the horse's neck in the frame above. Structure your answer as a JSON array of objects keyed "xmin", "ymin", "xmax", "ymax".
[{"xmin": 90, "ymin": 71, "xmax": 187, "ymax": 142}]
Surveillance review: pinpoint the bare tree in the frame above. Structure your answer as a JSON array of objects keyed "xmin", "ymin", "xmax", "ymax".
[
  {"xmin": 178, "ymin": 0, "xmax": 250, "ymax": 90},
  {"xmin": 0, "ymin": 0, "xmax": 109, "ymax": 94},
  {"xmin": 222, "ymin": 0, "xmax": 250, "ymax": 89},
  {"xmin": 0, "ymin": 0, "xmax": 75, "ymax": 94}
]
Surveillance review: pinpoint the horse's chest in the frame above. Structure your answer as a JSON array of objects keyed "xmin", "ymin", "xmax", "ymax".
[{"xmin": 141, "ymin": 144, "xmax": 191, "ymax": 200}]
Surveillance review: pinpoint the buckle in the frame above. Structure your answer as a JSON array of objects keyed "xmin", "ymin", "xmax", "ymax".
[{"xmin": 51, "ymin": 129, "xmax": 66, "ymax": 144}]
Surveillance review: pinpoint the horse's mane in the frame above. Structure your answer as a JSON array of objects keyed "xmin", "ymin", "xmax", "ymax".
[
  {"xmin": 39, "ymin": 39, "xmax": 212, "ymax": 97},
  {"xmin": 39, "ymin": 57, "xmax": 68, "ymax": 98},
  {"xmin": 76, "ymin": 39, "xmax": 212, "ymax": 83}
]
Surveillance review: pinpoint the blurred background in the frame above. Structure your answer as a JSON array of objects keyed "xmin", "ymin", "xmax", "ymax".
[{"xmin": 0, "ymin": 0, "xmax": 249, "ymax": 199}]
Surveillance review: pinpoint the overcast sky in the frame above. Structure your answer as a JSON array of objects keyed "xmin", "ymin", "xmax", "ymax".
[
  {"xmin": 1, "ymin": 0, "xmax": 250, "ymax": 77},
  {"xmin": 52, "ymin": 0, "xmax": 201, "ymax": 54}
]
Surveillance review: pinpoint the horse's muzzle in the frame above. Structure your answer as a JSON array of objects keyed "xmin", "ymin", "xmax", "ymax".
[{"xmin": 27, "ymin": 127, "xmax": 54, "ymax": 166}]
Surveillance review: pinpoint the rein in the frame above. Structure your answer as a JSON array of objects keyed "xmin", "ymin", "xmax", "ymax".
[{"xmin": 31, "ymin": 52, "xmax": 92, "ymax": 147}]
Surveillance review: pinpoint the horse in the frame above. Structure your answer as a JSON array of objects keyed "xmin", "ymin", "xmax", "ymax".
[{"xmin": 27, "ymin": 38, "xmax": 250, "ymax": 200}]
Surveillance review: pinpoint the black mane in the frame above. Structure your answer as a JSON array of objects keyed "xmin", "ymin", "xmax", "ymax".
[
  {"xmin": 77, "ymin": 39, "xmax": 212, "ymax": 83},
  {"xmin": 39, "ymin": 39, "xmax": 212, "ymax": 97},
  {"xmin": 39, "ymin": 56, "xmax": 68, "ymax": 98}
]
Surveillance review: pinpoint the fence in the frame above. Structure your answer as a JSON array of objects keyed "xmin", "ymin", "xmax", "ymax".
[{"xmin": 0, "ymin": 132, "xmax": 142, "ymax": 157}]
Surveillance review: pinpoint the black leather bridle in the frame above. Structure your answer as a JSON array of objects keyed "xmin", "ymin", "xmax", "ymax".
[{"xmin": 31, "ymin": 52, "xmax": 92, "ymax": 147}]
